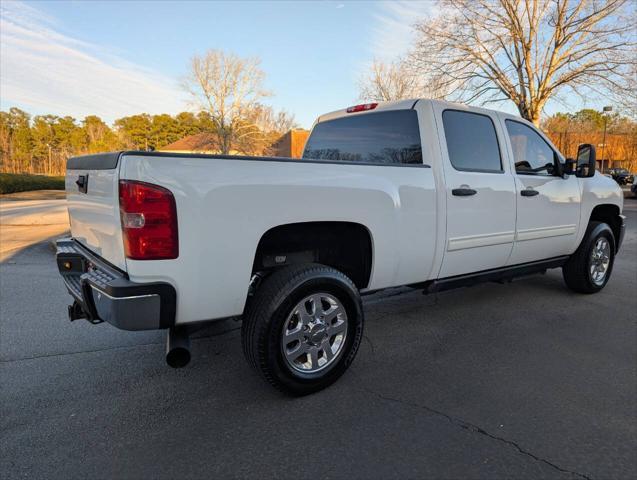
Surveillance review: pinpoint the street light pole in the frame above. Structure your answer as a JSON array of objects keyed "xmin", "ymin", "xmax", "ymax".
[
  {"xmin": 601, "ymin": 106, "xmax": 612, "ymax": 173},
  {"xmin": 47, "ymin": 143, "xmax": 52, "ymax": 175}
]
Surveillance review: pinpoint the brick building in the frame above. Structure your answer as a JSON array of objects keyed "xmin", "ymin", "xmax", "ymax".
[{"xmin": 268, "ymin": 129, "xmax": 310, "ymax": 158}]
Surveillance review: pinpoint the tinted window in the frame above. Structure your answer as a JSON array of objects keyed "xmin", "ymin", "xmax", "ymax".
[
  {"xmin": 303, "ymin": 110, "xmax": 422, "ymax": 165},
  {"xmin": 442, "ymin": 110, "xmax": 502, "ymax": 172},
  {"xmin": 505, "ymin": 120, "xmax": 556, "ymax": 176}
]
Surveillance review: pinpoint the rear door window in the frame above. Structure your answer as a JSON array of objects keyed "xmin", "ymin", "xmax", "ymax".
[
  {"xmin": 303, "ymin": 110, "xmax": 423, "ymax": 165},
  {"xmin": 442, "ymin": 110, "xmax": 502, "ymax": 173}
]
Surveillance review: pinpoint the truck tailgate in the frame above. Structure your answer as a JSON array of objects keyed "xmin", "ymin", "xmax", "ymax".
[{"xmin": 66, "ymin": 153, "xmax": 126, "ymax": 270}]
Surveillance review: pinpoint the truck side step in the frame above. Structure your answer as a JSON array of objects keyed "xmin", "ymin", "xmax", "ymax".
[{"xmin": 424, "ymin": 256, "xmax": 569, "ymax": 294}]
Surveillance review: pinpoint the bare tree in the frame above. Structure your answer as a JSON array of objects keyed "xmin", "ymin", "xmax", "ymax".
[
  {"xmin": 183, "ymin": 50, "xmax": 272, "ymax": 154},
  {"xmin": 233, "ymin": 104, "xmax": 298, "ymax": 155},
  {"xmin": 358, "ymin": 59, "xmax": 419, "ymax": 101},
  {"xmin": 412, "ymin": 0, "xmax": 634, "ymax": 125},
  {"xmin": 253, "ymin": 105, "xmax": 297, "ymax": 136},
  {"xmin": 609, "ymin": 50, "xmax": 637, "ymax": 117},
  {"xmin": 358, "ymin": 58, "xmax": 448, "ymax": 102}
]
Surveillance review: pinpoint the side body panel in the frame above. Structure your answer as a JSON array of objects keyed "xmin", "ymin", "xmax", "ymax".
[
  {"xmin": 120, "ymin": 155, "xmax": 438, "ymax": 324},
  {"xmin": 576, "ymin": 172, "xmax": 624, "ymax": 245}
]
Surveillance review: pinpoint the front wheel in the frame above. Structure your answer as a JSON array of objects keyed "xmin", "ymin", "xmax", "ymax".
[
  {"xmin": 242, "ymin": 263, "xmax": 364, "ymax": 395},
  {"xmin": 563, "ymin": 221, "xmax": 615, "ymax": 294}
]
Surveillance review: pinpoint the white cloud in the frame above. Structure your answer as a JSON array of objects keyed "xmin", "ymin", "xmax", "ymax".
[
  {"xmin": 370, "ymin": 1, "xmax": 435, "ymax": 61},
  {"xmin": 0, "ymin": 1, "xmax": 186, "ymax": 122}
]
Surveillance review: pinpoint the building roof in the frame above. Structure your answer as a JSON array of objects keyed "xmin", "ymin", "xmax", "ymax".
[
  {"xmin": 160, "ymin": 133, "xmax": 220, "ymax": 153},
  {"xmin": 160, "ymin": 129, "xmax": 310, "ymax": 158}
]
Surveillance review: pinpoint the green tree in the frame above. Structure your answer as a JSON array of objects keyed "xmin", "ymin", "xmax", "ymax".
[
  {"xmin": 55, "ymin": 116, "xmax": 84, "ymax": 154},
  {"xmin": 572, "ymin": 109, "xmax": 606, "ymax": 131},
  {"xmin": 196, "ymin": 111, "xmax": 216, "ymax": 133},
  {"xmin": 0, "ymin": 111, "xmax": 11, "ymax": 170},
  {"xmin": 83, "ymin": 115, "xmax": 118, "ymax": 153},
  {"xmin": 31, "ymin": 115, "xmax": 59, "ymax": 173},
  {"xmin": 175, "ymin": 112, "xmax": 202, "ymax": 138},
  {"xmin": 7, "ymin": 108, "xmax": 34, "ymax": 173},
  {"xmin": 150, "ymin": 114, "xmax": 181, "ymax": 149},
  {"xmin": 114, "ymin": 114, "xmax": 152, "ymax": 150}
]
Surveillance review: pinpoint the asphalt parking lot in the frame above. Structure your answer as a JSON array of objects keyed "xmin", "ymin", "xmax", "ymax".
[{"xmin": 2, "ymin": 200, "xmax": 636, "ymax": 480}]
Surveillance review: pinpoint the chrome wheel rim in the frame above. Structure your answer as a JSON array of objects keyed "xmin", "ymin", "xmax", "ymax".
[
  {"xmin": 590, "ymin": 237, "xmax": 611, "ymax": 286},
  {"xmin": 281, "ymin": 293, "xmax": 348, "ymax": 374}
]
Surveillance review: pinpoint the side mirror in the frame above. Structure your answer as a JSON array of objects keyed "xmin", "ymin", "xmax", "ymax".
[{"xmin": 575, "ymin": 143, "xmax": 596, "ymax": 178}]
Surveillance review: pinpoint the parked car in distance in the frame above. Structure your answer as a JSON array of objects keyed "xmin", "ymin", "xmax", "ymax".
[
  {"xmin": 56, "ymin": 99, "xmax": 626, "ymax": 395},
  {"xmin": 606, "ymin": 167, "xmax": 634, "ymax": 185},
  {"xmin": 631, "ymin": 182, "xmax": 637, "ymax": 197}
]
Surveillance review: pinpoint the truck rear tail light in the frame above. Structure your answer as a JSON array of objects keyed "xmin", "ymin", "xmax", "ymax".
[
  {"xmin": 346, "ymin": 103, "xmax": 378, "ymax": 113},
  {"xmin": 119, "ymin": 180, "xmax": 178, "ymax": 260}
]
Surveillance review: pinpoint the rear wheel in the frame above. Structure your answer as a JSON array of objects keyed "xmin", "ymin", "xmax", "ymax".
[
  {"xmin": 563, "ymin": 221, "xmax": 615, "ymax": 294},
  {"xmin": 242, "ymin": 263, "xmax": 364, "ymax": 396}
]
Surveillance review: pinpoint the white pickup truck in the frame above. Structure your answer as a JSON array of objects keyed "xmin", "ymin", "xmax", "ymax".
[{"xmin": 57, "ymin": 99, "xmax": 625, "ymax": 395}]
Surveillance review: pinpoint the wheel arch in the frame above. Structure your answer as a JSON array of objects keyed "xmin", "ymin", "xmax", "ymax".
[
  {"xmin": 589, "ymin": 204, "xmax": 622, "ymax": 252},
  {"xmin": 251, "ymin": 221, "xmax": 374, "ymax": 289}
]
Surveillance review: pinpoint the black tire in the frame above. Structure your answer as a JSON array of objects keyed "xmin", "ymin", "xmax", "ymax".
[
  {"xmin": 562, "ymin": 221, "xmax": 615, "ymax": 294},
  {"xmin": 242, "ymin": 263, "xmax": 364, "ymax": 396}
]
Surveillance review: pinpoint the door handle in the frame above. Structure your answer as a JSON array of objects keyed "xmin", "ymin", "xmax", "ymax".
[
  {"xmin": 76, "ymin": 174, "xmax": 88, "ymax": 193},
  {"xmin": 452, "ymin": 188, "xmax": 477, "ymax": 196},
  {"xmin": 520, "ymin": 188, "xmax": 539, "ymax": 197}
]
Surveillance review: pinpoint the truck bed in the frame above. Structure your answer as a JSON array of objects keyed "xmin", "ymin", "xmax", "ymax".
[{"xmin": 66, "ymin": 151, "xmax": 438, "ymax": 324}]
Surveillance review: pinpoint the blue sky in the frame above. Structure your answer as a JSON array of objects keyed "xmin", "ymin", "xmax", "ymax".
[
  {"xmin": 2, "ymin": 0, "xmax": 435, "ymax": 128},
  {"xmin": 0, "ymin": 0, "xmax": 601, "ymax": 129}
]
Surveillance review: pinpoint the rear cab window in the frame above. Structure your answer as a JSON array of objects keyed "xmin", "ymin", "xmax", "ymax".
[{"xmin": 303, "ymin": 110, "xmax": 423, "ymax": 165}]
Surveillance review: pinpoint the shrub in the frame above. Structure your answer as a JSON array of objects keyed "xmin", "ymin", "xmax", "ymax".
[{"xmin": 0, "ymin": 173, "xmax": 65, "ymax": 194}]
